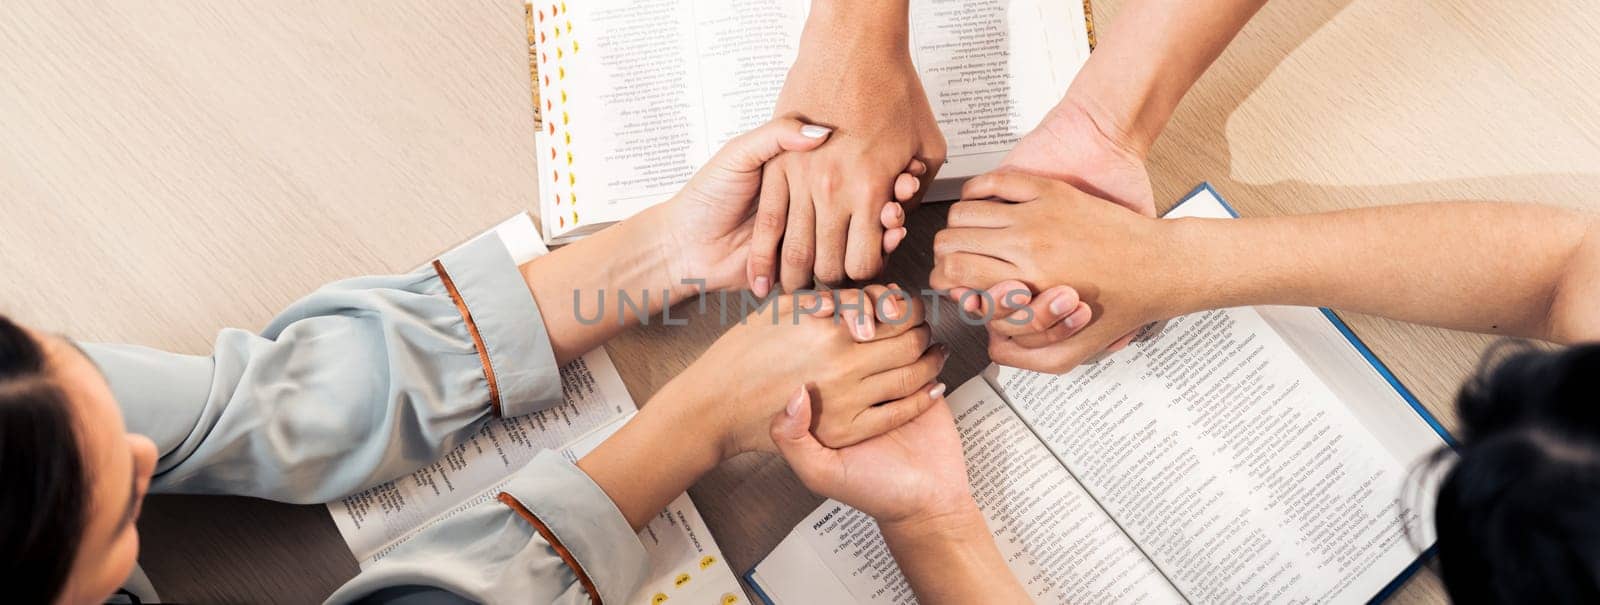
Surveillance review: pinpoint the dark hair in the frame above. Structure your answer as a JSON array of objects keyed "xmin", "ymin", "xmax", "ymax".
[
  {"xmin": 1432, "ymin": 341, "xmax": 1600, "ymax": 604},
  {"xmin": 0, "ymin": 314, "xmax": 88, "ymax": 603}
]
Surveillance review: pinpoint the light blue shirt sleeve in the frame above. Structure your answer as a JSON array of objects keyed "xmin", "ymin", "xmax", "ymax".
[
  {"xmin": 86, "ymin": 233, "xmax": 564, "ymax": 503},
  {"xmin": 325, "ymin": 450, "xmax": 649, "ymax": 604}
]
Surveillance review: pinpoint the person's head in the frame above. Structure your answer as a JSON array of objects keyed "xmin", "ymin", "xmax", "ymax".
[
  {"xmin": 0, "ymin": 314, "xmax": 158, "ymax": 604},
  {"xmin": 1432, "ymin": 342, "xmax": 1600, "ymax": 603}
]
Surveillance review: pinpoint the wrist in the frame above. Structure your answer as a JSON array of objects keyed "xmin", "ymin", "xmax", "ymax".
[
  {"xmin": 652, "ymin": 364, "xmax": 750, "ymax": 461},
  {"xmin": 643, "ymin": 374, "xmax": 738, "ymax": 466},
  {"xmin": 1161, "ymin": 217, "xmax": 1227, "ymax": 318},
  {"xmin": 1050, "ymin": 90, "xmax": 1149, "ymax": 161},
  {"xmin": 878, "ymin": 498, "xmax": 987, "ymax": 545}
]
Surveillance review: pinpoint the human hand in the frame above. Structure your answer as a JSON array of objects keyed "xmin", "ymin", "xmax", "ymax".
[
  {"xmin": 677, "ymin": 285, "xmax": 950, "ymax": 457},
  {"xmin": 937, "ymin": 99, "xmax": 1156, "ymax": 356},
  {"xmin": 745, "ymin": 12, "xmax": 946, "ymax": 295},
  {"xmin": 931, "ymin": 173, "xmax": 1178, "ymax": 372},
  {"xmin": 1002, "ymin": 97, "xmax": 1155, "ymax": 217},
  {"xmin": 659, "ymin": 118, "xmax": 834, "ymax": 294},
  {"xmin": 770, "ymin": 384, "xmax": 976, "ymax": 527}
]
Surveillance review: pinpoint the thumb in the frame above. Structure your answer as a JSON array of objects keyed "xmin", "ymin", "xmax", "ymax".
[
  {"xmin": 716, "ymin": 119, "xmax": 832, "ymax": 175},
  {"xmin": 988, "ymin": 320, "xmax": 1119, "ymax": 374},
  {"xmin": 769, "ymin": 385, "xmax": 841, "ymax": 488}
]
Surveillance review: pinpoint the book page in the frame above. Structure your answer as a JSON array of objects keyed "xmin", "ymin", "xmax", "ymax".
[
  {"xmin": 750, "ymin": 378, "xmax": 1183, "ymax": 604},
  {"xmin": 536, "ymin": 0, "xmax": 1088, "ymax": 238},
  {"xmin": 911, "ymin": 0, "xmax": 1087, "ymax": 190},
  {"xmin": 534, "ymin": 0, "xmax": 806, "ymax": 238},
  {"xmin": 327, "ymin": 352, "xmax": 633, "ymax": 564},
  {"xmin": 993, "ymin": 306, "xmax": 1429, "ymax": 603}
]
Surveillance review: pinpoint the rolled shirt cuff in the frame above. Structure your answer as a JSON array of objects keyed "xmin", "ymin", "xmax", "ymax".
[
  {"xmin": 499, "ymin": 450, "xmax": 650, "ymax": 604},
  {"xmin": 432, "ymin": 233, "xmax": 563, "ymax": 417}
]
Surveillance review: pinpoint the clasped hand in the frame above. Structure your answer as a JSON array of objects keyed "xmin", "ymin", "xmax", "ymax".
[{"xmin": 931, "ymin": 172, "xmax": 1179, "ymax": 373}]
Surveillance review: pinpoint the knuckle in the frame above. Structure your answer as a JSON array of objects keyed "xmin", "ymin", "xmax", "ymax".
[
  {"xmin": 895, "ymin": 333, "xmax": 927, "ymax": 364},
  {"xmin": 947, "ymin": 202, "xmax": 976, "ymax": 224},
  {"xmin": 815, "ymin": 170, "xmax": 839, "ymax": 195},
  {"xmin": 884, "ymin": 402, "xmax": 910, "ymax": 430},
  {"xmin": 945, "ymin": 256, "xmax": 972, "ymax": 284},
  {"xmin": 755, "ymin": 210, "xmax": 787, "ymax": 233},
  {"xmin": 816, "ymin": 266, "xmax": 844, "ymax": 285},
  {"xmin": 782, "ymin": 243, "xmax": 814, "ymax": 267},
  {"xmin": 846, "ymin": 255, "xmax": 881, "ymax": 281},
  {"xmin": 847, "ymin": 182, "xmax": 877, "ymax": 205},
  {"xmin": 932, "ymin": 230, "xmax": 951, "ymax": 254},
  {"xmin": 894, "ymin": 368, "xmax": 918, "ymax": 397}
]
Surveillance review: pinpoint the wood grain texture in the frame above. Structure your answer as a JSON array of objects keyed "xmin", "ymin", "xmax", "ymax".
[{"xmin": 1, "ymin": 0, "xmax": 1596, "ymax": 602}]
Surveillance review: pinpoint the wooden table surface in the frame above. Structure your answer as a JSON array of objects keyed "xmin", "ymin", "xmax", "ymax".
[{"xmin": 2, "ymin": 0, "xmax": 1596, "ymax": 603}]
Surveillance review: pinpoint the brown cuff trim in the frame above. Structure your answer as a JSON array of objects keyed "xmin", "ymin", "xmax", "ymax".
[
  {"xmin": 433, "ymin": 260, "xmax": 504, "ymax": 418},
  {"xmin": 498, "ymin": 492, "xmax": 603, "ymax": 605}
]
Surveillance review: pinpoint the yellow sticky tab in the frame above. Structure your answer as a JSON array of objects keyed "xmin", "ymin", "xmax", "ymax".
[
  {"xmin": 721, "ymin": 594, "xmax": 740, "ymax": 605},
  {"xmin": 699, "ymin": 555, "xmax": 717, "ymax": 569},
  {"xmin": 673, "ymin": 573, "xmax": 691, "ymax": 588},
  {"xmin": 651, "ymin": 593, "xmax": 668, "ymax": 605}
]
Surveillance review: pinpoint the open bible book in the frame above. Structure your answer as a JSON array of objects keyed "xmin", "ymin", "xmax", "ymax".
[
  {"xmin": 528, "ymin": 0, "xmax": 1093, "ymax": 242},
  {"xmin": 325, "ymin": 214, "xmax": 743, "ymax": 604},
  {"xmin": 747, "ymin": 185, "xmax": 1455, "ymax": 604}
]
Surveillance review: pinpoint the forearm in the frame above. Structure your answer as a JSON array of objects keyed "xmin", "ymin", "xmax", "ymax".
[
  {"xmin": 1054, "ymin": 0, "xmax": 1268, "ymax": 155},
  {"xmin": 880, "ymin": 505, "xmax": 1030, "ymax": 604},
  {"xmin": 576, "ymin": 378, "xmax": 725, "ymax": 530},
  {"xmin": 521, "ymin": 203, "xmax": 698, "ymax": 364},
  {"xmin": 1167, "ymin": 202, "xmax": 1597, "ymax": 342}
]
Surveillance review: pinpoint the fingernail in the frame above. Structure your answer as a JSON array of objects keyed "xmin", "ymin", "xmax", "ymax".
[
  {"xmin": 886, "ymin": 296, "xmax": 904, "ymax": 320},
  {"xmin": 786, "ymin": 387, "xmax": 806, "ymax": 417},
  {"xmin": 1048, "ymin": 291, "xmax": 1073, "ymax": 316},
  {"xmin": 753, "ymin": 276, "xmax": 771, "ymax": 298},
  {"xmin": 1063, "ymin": 303, "xmax": 1091, "ymax": 329},
  {"xmin": 962, "ymin": 295, "xmax": 980, "ymax": 313},
  {"xmin": 855, "ymin": 315, "xmax": 875, "ymax": 340},
  {"xmin": 929, "ymin": 383, "xmax": 947, "ymax": 399},
  {"xmin": 884, "ymin": 228, "xmax": 907, "ymax": 251},
  {"xmin": 800, "ymin": 124, "xmax": 832, "ymax": 138}
]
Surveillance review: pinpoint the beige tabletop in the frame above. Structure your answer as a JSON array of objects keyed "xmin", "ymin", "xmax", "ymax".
[{"xmin": 1, "ymin": 0, "xmax": 1596, "ymax": 602}]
